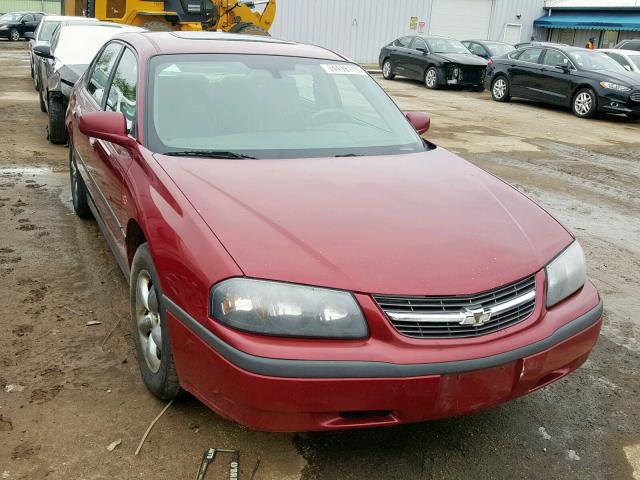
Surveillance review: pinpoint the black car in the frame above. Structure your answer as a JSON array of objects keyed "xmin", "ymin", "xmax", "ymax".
[
  {"xmin": 379, "ymin": 35, "xmax": 488, "ymax": 90},
  {"xmin": 462, "ymin": 40, "xmax": 515, "ymax": 59},
  {"xmin": 485, "ymin": 45, "xmax": 640, "ymax": 119},
  {"xmin": 0, "ymin": 11, "xmax": 44, "ymax": 41},
  {"xmin": 514, "ymin": 41, "xmax": 567, "ymax": 50},
  {"xmin": 614, "ymin": 39, "xmax": 640, "ymax": 51}
]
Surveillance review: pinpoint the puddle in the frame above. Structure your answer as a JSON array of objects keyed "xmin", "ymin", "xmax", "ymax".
[{"xmin": 0, "ymin": 166, "xmax": 52, "ymax": 175}]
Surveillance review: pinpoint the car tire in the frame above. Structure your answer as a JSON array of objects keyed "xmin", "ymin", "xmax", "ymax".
[
  {"xmin": 626, "ymin": 113, "xmax": 640, "ymax": 120},
  {"xmin": 38, "ymin": 84, "xmax": 46, "ymax": 113},
  {"xmin": 425, "ymin": 66, "xmax": 440, "ymax": 89},
  {"xmin": 382, "ymin": 60, "xmax": 395, "ymax": 80},
  {"xmin": 491, "ymin": 76, "xmax": 510, "ymax": 102},
  {"xmin": 30, "ymin": 61, "xmax": 34, "ymax": 78},
  {"xmin": 69, "ymin": 144, "xmax": 92, "ymax": 219},
  {"xmin": 130, "ymin": 243, "xmax": 181, "ymax": 401},
  {"xmin": 47, "ymin": 94, "xmax": 67, "ymax": 144},
  {"xmin": 9, "ymin": 28, "xmax": 20, "ymax": 41},
  {"xmin": 572, "ymin": 88, "xmax": 597, "ymax": 119},
  {"xmin": 33, "ymin": 70, "xmax": 40, "ymax": 91}
]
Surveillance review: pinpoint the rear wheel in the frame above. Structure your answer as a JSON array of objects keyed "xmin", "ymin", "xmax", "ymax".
[
  {"xmin": 425, "ymin": 67, "xmax": 439, "ymax": 89},
  {"xmin": 69, "ymin": 144, "xmax": 92, "ymax": 219},
  {"xmin": 228, "ymin": 22, "xmax": 270, "ymax": 36},
  {"xmin": 9, "ymin": 28, "xmax": 20, "ymax": 41},
  {"xmin": 130, "ymin": 244, "xmax": 181, "ymax": 400},
  {"xmin": 47, "ymin": 94, "xmax": 67, "ymax": 144},
  {"xmin": 491, "ymin": 76, "xmax": 510, "ymax": 102},
  {"xmin": 572, "ymin": 88, "xmax": 597, "ymax": 118},
  {"xmin": 38, "ymin": 84, "xmax": 46, "ymax": 113},
  {"xmin": 382, "ymin": 60, "xmax": 395, "ymax": 80}
]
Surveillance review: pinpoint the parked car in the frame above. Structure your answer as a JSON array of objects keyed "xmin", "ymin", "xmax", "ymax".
[
  {"xmin": 462, "ymin": 39, "xmax": 515, "ymax": 59},
  {"xmin": 486, "ymin": 45, "xmax": 640, "ymax": 119},
  {"xmin": 0, "ymin": 11, "xmax": 44, "ymax": 41},
  {"xmin": 65, "ymin": 31, "xmax": 603, "ymax": 432},
  {"xmin": 25, "ymin": 15, "xmax": 98, "ymax": 91},
  {"xmin": 380, "ymin": 35, "xmax": 487, "ymax": 90},
  {"xmin": 514, "ymin": 41, "xmax": 567, "ymax": 49},
  {"xmin": 600, "ymin": 48, "xmax": 640, "ymax": 73},
  {"xmin": 33, "ymin": 22, "xmax": 143, "ymax": 144},
  {"xmin": 614, "ymin": 39, "xmax": 640, "ymax": 51}
]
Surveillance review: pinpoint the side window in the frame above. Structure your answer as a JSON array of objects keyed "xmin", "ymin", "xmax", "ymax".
[
  {"xmin": 394, "ymin": 36, "xmax": 412, "ymax": 48},
  {"xmin": 413, "ymin": 38, "xmax": 428, "ymax": 52},
  {"xmin": 23, "ymin": 14, "xmax": 34, "ymax": 22},
  {"xmin": 106, "ymin": 48, "xmax": 138, "ymax": 131},
  {"xmin": 542, "ymin": 50, "xmax": 571, "ymax": 68},
  {"xmin": 518, "ymin": 48, "xmax": 543, "ymax": 64},
  {"xmin": 87, "ymin": 43, "xmax": 123, "ymax": 106},
  {"xmin": 508, "ymin": 50, "xmax": 523, "ymax": 60},
  {"xmin": 468, "ymin": 43, "xmax": 487, "ymax": 57},
  {"xmin": 606, "ymin": 53, "xmax": 632, "ymax": 70}
]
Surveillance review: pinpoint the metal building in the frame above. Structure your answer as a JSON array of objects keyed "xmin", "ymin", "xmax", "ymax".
[
  {"xmin": 0, "ymin": 0, "xmax": 61, "ymax": 14},
  {"xmin": 270, "ymin": 0, "xmax": 546, "ymax": 63}
]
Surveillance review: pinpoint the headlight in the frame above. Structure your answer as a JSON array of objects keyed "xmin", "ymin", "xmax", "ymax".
[
  {"xmin": 599, "ymin": 81, "xmax": 631, "ymax": 92},
  {"xmin": 0, "ymin": 25, "xmax": 8, "ymax": 31},
  {"xmin": 210, "ymin": 278, "xmax": 368, "ymax": 339},
  {"xmin": 545, "ymin": 241, "xmax": 587, "ymax": 308}
]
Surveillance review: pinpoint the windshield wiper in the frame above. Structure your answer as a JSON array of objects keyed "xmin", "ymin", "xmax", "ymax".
[{"xmin": 164, "ymin": 150, "xmax": 257, "ymax": 159}]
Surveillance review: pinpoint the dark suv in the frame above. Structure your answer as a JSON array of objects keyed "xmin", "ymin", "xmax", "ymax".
[
  {"xmin": 0, "ymin": 12, "xmax": 44, "ymax": 41},
  {"xmin": 614, "ymin": 39, "xmax": 640, "ymax": 51}
]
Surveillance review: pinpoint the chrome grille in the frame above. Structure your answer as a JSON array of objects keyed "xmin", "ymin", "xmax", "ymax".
[
  {"xmin": 374, "ymin": 276, "xmax": 536, "ymax": 339},
  {"xmin": 630, "ymin": 92, "xmax": 640, "ymax": 102}
]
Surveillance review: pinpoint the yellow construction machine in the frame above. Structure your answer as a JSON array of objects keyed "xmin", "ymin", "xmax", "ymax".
[{"xmin": 89, "ymin": 0, "xmax": 275, "ymax": 35}]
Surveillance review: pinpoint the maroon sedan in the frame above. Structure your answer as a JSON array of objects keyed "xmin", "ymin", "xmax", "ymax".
[{"xmin": 65, "ymin": 31, "xmax": 603, "ymax": 432}]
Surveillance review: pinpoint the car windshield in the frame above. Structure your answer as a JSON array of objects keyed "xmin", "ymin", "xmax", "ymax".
[
  {"xmin": 485, "ymin": 42, "xmax": 515, "ymax": 56},
  {"xmin": 53, "ymin": 25, "xmax": 127, "ymax": 64},
  {"xmin": 38, "ymin": 20, "xmax": 62, "ymax": 41},
  {"xmin": 147, "ymin": 54, "xmax": 426, "ymax": 159},
  {"xmin": 568, "ymin": 50, "xmax": 626, "ymax": 71},
  {"xmin": 425, "ymin": 38, "xmax": 469, "ymax": 54},
  {"xmin": 0, "ymin": 13, "xmax": 23, "ymax": 22}
]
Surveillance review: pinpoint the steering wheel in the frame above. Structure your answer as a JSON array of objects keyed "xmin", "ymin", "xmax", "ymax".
[{"xmin": 307, "ymin": 108, "xmax": 353, "ymax": 126}]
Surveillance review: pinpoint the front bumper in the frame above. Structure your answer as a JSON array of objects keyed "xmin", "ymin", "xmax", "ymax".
[
  {"xmin": 166, "ymin": 281, "xmax": 603, "ymax": 432},
  {"xmin": 598, "ymin": 89, "xmax": 640, "ymax": 114}
]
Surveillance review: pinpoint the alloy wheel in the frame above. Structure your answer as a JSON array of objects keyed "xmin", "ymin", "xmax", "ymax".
[
  {"xmin": 574, "ymin": 92, "xmax": 593, "ymax": 116},
  {"xmin": 493, "ymin": 78, "xmax": 507, "ymax": 99},
  {"xmin": 135, "ymin": 270, "xmax": 162, "ymax": 373},
  {"xmin": 383, "ymin": 61, "xmax": 392, "ymax": 78},
  {"xmin": 10, "ymin": 30, "xmax": 19, "ymax": 41},
  {"xmin": 425, "ymin": 69, "xmax": 437, "ymax": 88}
]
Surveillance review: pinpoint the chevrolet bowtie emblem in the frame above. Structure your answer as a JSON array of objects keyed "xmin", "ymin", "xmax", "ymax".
[{"xmin": 461, "ymin": 307, "xmax": 492, "ymax": 326}]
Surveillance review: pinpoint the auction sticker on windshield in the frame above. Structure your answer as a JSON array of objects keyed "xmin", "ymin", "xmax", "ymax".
[{"xmin": 321, "ymin": 64, "xmax": 366, "ymax": 75}]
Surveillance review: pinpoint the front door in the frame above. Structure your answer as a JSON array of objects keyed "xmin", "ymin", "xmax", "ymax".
[{"xmin": 538, "ymin": 49, "xmax": 575, "ymax": 106}]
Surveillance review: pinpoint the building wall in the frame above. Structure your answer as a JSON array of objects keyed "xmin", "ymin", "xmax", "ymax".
[
  {"xmin": 0, "ymin": 0, "xmax": 61, "ymax": 14},
  {"xmin": 270, "ymin": 0, "xmax": 545, "ymax": 63}
]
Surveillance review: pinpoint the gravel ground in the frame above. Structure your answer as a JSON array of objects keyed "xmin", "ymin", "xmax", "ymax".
[{"xmin": 0, "ymin": 40, "xmax": 638, "ymax": 480}]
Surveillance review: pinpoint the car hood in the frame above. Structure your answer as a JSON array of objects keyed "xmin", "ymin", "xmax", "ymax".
[
  {"xmin": 154, "ymin": 149, "xmax": 572, "ymax": 296},
  {"xmin": 584, "ymin": 68, "xmax": 640, "ymax": 86},
  {"xmin": 434, "ymin": 53, "xmax": 488, "ymax": 66}
]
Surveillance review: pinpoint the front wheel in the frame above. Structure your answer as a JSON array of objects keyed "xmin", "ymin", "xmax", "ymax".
[
  {"xmin": 491, "ymin": 76, "xmax": 510, "ymax": 102},
  {"xmin": 9, "ymin": 28, "xmax": 20, "ymax": 41},
  {"xmin": 425, "ymin": 67, "xmax": 439, "ymax": 89},
  {"xmin": 382, "ymin": 60, "xmax": 395, "ymax": 80},
  {"xmin": 572, "ymin": 88, "xmax": 597, "ymax": 118},
  {"xmin": 130, "ymin": 243, "xmax": 181, "ymax": 400},
  {"xmin": 47, "ymin": 94, "xmax": 67, "ymax": 144}
]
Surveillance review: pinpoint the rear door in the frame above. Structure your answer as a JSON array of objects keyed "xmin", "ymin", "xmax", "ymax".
[
  {"xmin": 538, "ymin": 49, "xmax": 575, "ymax": 106},
  {"xmin": 509, "ymin": 47, "xmax": 544, "ymax": 99},
  {"xmin": 19, "ymin": 14, "xmax": 34, "ymax": 36}
]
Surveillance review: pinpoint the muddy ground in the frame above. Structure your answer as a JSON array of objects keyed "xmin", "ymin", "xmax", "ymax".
[{"xmin": 0, "ymin": 40, "xmax": 638, "ymax": 480}]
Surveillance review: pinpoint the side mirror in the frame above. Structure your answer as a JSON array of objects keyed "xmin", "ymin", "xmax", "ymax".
[
  {"xmin": 557, "ymin": 64, "xmax": 571, "ymax": 73},
  {"xmin": 405, "ymin": 111, "xmax": 431, "ymax": 135},
  {"xmin": 624, "ymin": 65, "xmax": 632, "ymax": 71},
  {"xmin": 79, "ymin": 111, "xmax": 130, "ymax": 147},
  {"xmin": 33, "ymin": 44, "xmax": 53, "ymax": 59},
  {"xmin": 24, "ymin": 32, "xmax": 35, "ymax": 40},
  {"xmin": 416, "ymin": 47, "xmax": 428, "ymax": 54}
]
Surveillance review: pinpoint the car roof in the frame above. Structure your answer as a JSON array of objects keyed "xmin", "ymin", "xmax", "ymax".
[
  {"xmin": 42, "ymin": 15, "xmax": 98, "ymax": 22},
  {"xmin": 600, "ymin": 48, "xmax": 640, "ymax": 55},
  {"xmin": 464, "ymin": 39, "xmax": 510, "ymax": 44},
  {"xmin": 113, "ymin": 31, "xmax": 349, "ymax": 62}
]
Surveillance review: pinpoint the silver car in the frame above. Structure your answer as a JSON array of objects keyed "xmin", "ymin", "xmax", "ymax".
[
  {"xmin": 26, "ymin": 15, "xmax": 98, "ymax": 92},
  {"xmin": 600, "ymin": 48, "xmax": 640, "ymax": 74},
  {"xmin": 33, "ymin": 22, "xmax": 144, "ymax": 144}
]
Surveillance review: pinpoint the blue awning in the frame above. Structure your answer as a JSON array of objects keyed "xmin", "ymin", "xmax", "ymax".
[{"xmin": 534, "ymin": 10, "xmax": 640, "ymax": 31}]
